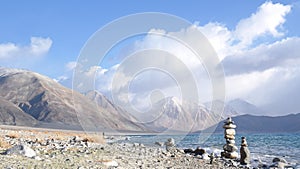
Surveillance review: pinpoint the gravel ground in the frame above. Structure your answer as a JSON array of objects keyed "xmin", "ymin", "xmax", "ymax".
[{"xmin": 0, "ymin": 126, "xmax": 251, "ymax": 168}]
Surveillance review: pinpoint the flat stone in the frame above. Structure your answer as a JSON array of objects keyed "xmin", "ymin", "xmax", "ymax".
[
  {"xmin": 223, "ymin": 124, "xmax": 237, "ymax": 129},
  {"xmin": 224, "ymin": 134, "xmax": 235, "ymax": 140},
  {"xmin": 102, "ymin": 160, "xmax": 118, "ymax": 167},
  {"xmin": 202, "ymin": 153, "xmax": 210, "ymax": 160},
  {"xmin": 222, "ymin": 151, "xmax": 238, "ymax": 159},
  {"xmin": 4, "ymin": 144, "xmax": 37, "ymax": 158},
  {"xmin": 224, "ymin": 129, "xmax": 236, "ymax": 135},
  {"xmin": 223, "ymin": 144, "xmax": 238, "ymax": 152},
  {"xmin": 35, "ymin": 156, "xmax": 43, "ymax": 161},
  {"xmin": 226, "ymin": 139, "xmax": 235, "ymax": 144}
]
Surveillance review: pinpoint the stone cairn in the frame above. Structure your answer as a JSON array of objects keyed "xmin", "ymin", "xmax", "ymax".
[
  {"xmin": 240, "ymin": 137, "xmax": 251, "ymax": 165},
  {"xmin": 221, "ymin": 117, "xmax": 238, "ymax": 159},
  {"xmin": 165, "ymin": 138, "xmax": 176, "ymax": 152}
]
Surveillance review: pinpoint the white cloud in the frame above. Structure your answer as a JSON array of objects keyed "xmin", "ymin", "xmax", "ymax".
[
  {"xmin": 110, "ymin": 27, "xmax": 215, "ymax": 107},
  {"xmin": 195, "ymin": 1, "xmax": 291, "ymax": 60},
  {"xmin": 57, "ymin": 1, "xmax": 298, "ymax": 115},
  {"xmin": 65, "ymin": 61, "xmax": 77, "ymax": 71},
  {"xmin": 0, "ymin": 43, "xmax": 19, "ymax": 58},
  {"xmin": 197, "ymin": 22, "xmax": 233, "ymax": 60},
  {"xmin": 226, "ymin": 66, "xmax": 300, "ymax": 115},
  {"xmin": 234, "ymin": 1, "xmax": 291, "ymax": 46},
  {"xmin": 226, "ymin": 68, "xmax": 278, "ymax": 101},
  {"xmin": 29, "ymin": 37, "xmax": 52, "ymax": 56},
  {"xmin": 222, "ymin": 37, "xmax": 300, "ymax": 75},
  {"xmin": 0, "ymin": 37, "xmax": 52, "ymax": 59}
]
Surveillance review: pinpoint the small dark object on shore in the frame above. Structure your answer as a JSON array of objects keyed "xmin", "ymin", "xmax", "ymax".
[
  {"xmin": 194, "ymin": 147, "xmax": 205, "ymax": 156},
  {"xmin": 209, "ymin": 152, "xmax": 215, "ymax": 164},
  {"xmin": 183, "ymin": 148, "xmax": 194, "ymax": 154}
]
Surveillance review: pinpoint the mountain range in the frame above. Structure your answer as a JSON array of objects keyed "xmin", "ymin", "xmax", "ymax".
[
  {"xmin": 136, "ymin": 97, "xmax": 220, "ymax": 132},
  {"xmin": 0, "ymin": 67, "xmax": 299, "ymax": 133},
  {"xmin": 0, "ymin": 68, "xmax": 143, "ymax": 131}
]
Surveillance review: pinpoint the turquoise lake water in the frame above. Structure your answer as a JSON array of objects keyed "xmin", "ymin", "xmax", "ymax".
[{"xmin": 122, "ymin": 133, "xmax": 300, "ymax": 166}]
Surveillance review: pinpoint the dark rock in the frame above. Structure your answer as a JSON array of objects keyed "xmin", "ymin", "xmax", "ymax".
[
  {"xmin": 209, "ymin": 153, "xmax": 215, "ymax": 164},
  {"xmin": 194, "ymin": 147, "xmax": 205, "ymax": 156},
  {"xmin": 272, "ymin": 157, "xmax": 287, "ymax": 163},
  {"xmin": 184, "ymin": 148, "xmax": 194, "ymax": 154}
]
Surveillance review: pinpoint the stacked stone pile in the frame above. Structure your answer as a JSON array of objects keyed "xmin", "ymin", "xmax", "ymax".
[
  {"xmin": 165, "ymin": 138, "xmax": 176, "ymax": 152},
  {"xmin": 240, "ymin": 137, "xmax": 250, "ymax": 165},
  {"xmin": 221, "ymin": 117, "xmax": 238, "ymax": 159}
]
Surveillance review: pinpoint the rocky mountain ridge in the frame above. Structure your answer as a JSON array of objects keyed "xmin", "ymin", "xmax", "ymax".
[
  {"xmin": 0, "ymin": 67, "xmax": 299, "ymax": 133},
  {"xmin": 0, "ymin": 67, "xmax": 143, "ymax": 131}
]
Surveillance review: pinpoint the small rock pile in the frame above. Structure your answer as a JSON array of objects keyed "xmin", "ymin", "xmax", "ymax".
[
  {"xmin": 221, "ymin": 117, "xmax": 238, "ymax": 159},
  {"xmin": 240, "ymin": 137, "xmax": 250, "ymax": 165},
  {"xmin": 165, "ymin": 138, "xmax": 175, "ymax": 152}
]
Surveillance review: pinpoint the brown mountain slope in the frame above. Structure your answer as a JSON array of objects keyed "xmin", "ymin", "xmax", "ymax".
[
  {"xmin": 0, "ymin": 96, "xmax": 37, "ymax": 126},
  {"xmin": 0, "ymin": 68, "xmax": 143, "ymax": 131},
  {"xmin": 85, "ymin": 90, "xmax": 145, "ymax": 131}
]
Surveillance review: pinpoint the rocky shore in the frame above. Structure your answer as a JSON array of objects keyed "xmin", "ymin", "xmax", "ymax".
[{"xmin": 0, "ymin": 126, "xmax": 296, "ymax": 169}]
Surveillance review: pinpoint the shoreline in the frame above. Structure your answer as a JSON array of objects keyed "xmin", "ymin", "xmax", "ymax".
[
  {"xmin": 0, "ymin": 125, "xmax": 298, "ymax": 168},
  {"xmin": 0, "ymin": 126, "xmax": 234, "ymax": 168}
]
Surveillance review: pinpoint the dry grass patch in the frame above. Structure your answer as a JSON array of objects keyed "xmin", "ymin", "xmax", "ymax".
[
  {"xmin": 5, "ymin": 132, "xmax": 19, "ymax": 139},
  {"xmin": 80, "ymin": 133, "xmax": 105, "ymax": 144},
  {"xmin": 0, "ymin": 127, "xmax": 106, "ymax": 145},
  {"xmin": 0, "ymin": 137, "xmax": 12, "ymax": 149}
]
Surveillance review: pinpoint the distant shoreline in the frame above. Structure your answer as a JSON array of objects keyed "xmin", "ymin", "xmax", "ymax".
[{"xmin": 1, "ymin": 125, "xmax": 300, "ymax": 136}]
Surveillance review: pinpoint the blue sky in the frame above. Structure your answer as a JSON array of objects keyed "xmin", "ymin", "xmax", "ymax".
[
  {"xmin": 0, "ymin": 0, "xmax": 299, "ymax": 77},
  {"xmin": 1, "ymin": 0, "xmax": 300, "ymax": 115}
]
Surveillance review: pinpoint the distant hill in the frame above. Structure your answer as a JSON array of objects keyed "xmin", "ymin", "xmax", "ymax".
[
  {"xmin": 204, "ymin": 113, "xmax": 300, "ymax": 133},
  {"xmin": 0, "ymin": 67, "xmax": 143, "ymax": 131},
  {"xmin": 141, "ymin": 98, "xmax": 300, "ymax": 133},
  {"xmin": 228, "ymin": 99, "xmax": 266, "ymax": 116},
  {"xmin": 138, "ymin": 97, "xmax": 221, "ymax": 132}
]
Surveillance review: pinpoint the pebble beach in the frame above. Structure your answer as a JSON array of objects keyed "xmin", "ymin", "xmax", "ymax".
[{"xmin": 0, "ymin": 126, "xmax": 297, "ymax": 169}]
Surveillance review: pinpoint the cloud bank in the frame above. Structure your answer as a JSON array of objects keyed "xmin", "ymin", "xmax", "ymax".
[{"xmin": 61, "ymin": 1, "xmax": 298, "ymax": 115}]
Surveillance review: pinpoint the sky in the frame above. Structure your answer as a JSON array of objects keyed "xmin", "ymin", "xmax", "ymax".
[{"xmin": 0, "ymin": 0, "xmax": 300, "ymax": 115}]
